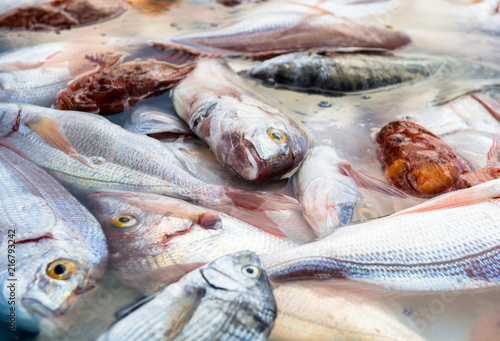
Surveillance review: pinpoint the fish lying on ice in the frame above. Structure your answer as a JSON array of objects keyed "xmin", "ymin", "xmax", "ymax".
[
  {"xmin": 0, "ymin": 103, "xmax": 300, "ymax": 233},
  {"xmin": 88, "ymin": 191, "xmax": 298, "ymax": 294},
  {"xmin": 172, "ymin": 58, "xmax": 310, "ymax": 182},
  {"xmin": 101, "ymin": 251, "xmax": 277, "ymax": 341},
  {"xmin": 0, "ymin": 144, "xmax": 107, "ymax": 333},
  {"xmin": 262, "ymin": 178, "xmax": 500, "ymax": 292}
]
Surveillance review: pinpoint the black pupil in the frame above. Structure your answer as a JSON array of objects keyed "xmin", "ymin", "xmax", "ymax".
[
  {"xmin": 272, "ymin": 132, "xmax": 282, "ymax": 140},
  {"xmin": 393, "ymin": 136, "xmax": 403, "ymax": 143},
  {"xmin": 99, "ymin": 85, "xmax": 109, "ymax": 90},
  {"xmin": 363, "ymin": 211, "xmax": 372, "ymax": 218},
  {"xmin": 119, "ymin": 216, "xmax": 131, "ymax": 223},
  {"xmin": 54, "ymin": 264, "xmax": 66, "ymax": 275},
  {"xmin": 246, "ymin": 267, "xmax": 254, "ymax": 274}
]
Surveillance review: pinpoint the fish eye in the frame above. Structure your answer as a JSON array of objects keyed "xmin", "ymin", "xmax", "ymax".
[
  {"xmin": 391, "ymin": 135, "xmax": 404, "ymax": 143},
  {"xmin": 241, "ymin": 265, "xmax": 260, "ymax": 279},
  {"xmin": 267, "ymin": 129, "xmax": 288, "ymax": 143},
  {"xmin": 110, "ymin": 215, "xmax": 138, "ymax": 228},
  {"xmin": 359, "ymin": 207, "xmax": 378, "ymax": 221},
  {"xmin": 46, "ymin": 260, "xmax": 76, "ymax": 280}
]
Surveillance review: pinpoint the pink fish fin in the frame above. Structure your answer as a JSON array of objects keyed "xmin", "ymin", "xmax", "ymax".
[
  {"xmin": 84, "ymin": 52, "xmax": 122, "ymax": 71},
  {"xmin": 25, "ymin": 115, "xmax": 92, "ymax": 168},
  {"xmin": 338, "ymin": 161, "xmax": 409, "ymax": 199},
  {"xmin": 152, "ymin": 47, "xmax": 199, "ymax": 67},
  {"xmin": 0, "ymin": 138, "xmax": 32, "ymax": 161},
  {"xmin": 276, "ymin": 0, "xmax": 332, "ymax": 15},
  {"xmin": 392, "ymin": 180, "xmax": 500, "ymax": 217},
  {"xmin": 486, "ymin": 134, "xmax": 500, "ymax": 167},
  {"xmin": 472, "ymin": 91, "xmax": 500, "ymax": 121},
  {"xmin": 225, "ymin": 187, "xmax": 301, "ymax": 211}
]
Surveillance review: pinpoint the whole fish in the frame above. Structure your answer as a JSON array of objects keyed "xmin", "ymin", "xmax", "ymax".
[
  {"xmin": 262, "ymin": 179, "xmax": 500, "ymax": 292},
  {"xmin": 102, "ymin": 251, "xmax": 277, "ymax": 341},
  {"xmin": 172, "ymin": 58, "xmax": 310, "ymax": 182},
  {"xmin": 294, "ymin": 146, "xmax": 359, "ymax": 239},
  {"xmin": 88, "ymin": 191, "xmax": 298, "ymax": 294},
  {"xmin": 0, "ymin": 144, "xmax": 107, "ymax": 333},
  {"xmin": 167, "ymin": 5, "xmax": 411, "ymax": 56},
  {"xmin": 0, "ymin": 103, "xmax": 300, "ymax": 232},
  {"xmin": 248, "ymin": 52, "xmax": 443, "ymax": 95},
  {"xmin": 376, "ymin": 120, "xmax": 499, "ymax": 197},
  {"xmin": 269, "ymin": 282, "xmax": 424, "ymax": 341}
]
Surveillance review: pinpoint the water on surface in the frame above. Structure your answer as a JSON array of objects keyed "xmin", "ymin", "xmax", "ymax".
[{"xmin": 1, "ymin": 0, "xmax": 500, "ymax": 340}]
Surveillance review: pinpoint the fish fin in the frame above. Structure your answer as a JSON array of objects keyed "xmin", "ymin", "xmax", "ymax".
[
  {"xmin": 433, "ymin": 83, "xmax": 500, "ymax": 106},
  {"xmin": 472, "ymin": 91, "xmax": 500, "ymax": 121},
  {"xmin": 84, "ymin": 52, "xmax": 122, "ymax": 71},
  {"xmin": 224, "ymin": 187, "xmax": 301, "ymax": 211},
  {"xmin": 25, "ymin": 115, "xmax": 92, "ymax": 168},
  {"xmin": 392, "ymin": 180, "xmax": 500, "ymax": 216},
  {"xmin": 338, "ymin": 161, "xmax": 409, "ymax": 199},
  {"xmin": 277, "ymin": 0, "xmax": 332, "ymax": 15},
  {"xmin": 0, "ymin": 138, "xmax": 32, "ymax": 161},
  {"xmin": 486, "ymin": 134, "xmax": 500, "ymax": 167}
]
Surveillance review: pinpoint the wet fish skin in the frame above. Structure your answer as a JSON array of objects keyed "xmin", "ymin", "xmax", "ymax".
[
  {"xmin": 262, "ymin": 179, "xmax": 500, "ymax": 292},
  {"xmin": 294, "ymin": 146, "xmax": 359, "ymax": 239},
  {"xmin": 248, "ymin": 52, "xmax": 442, "ymax": 95},
  {"xmin": 124, "ymin": 105, "xmax": 192, "ymax": 137},
  {"xmin": 0, "ymin": 145, "xmax": 107, "ymax": 333},
  {"xmin": 87, "ymin": 191, "xmax": 297, "ymax": 294},
  {"xmin": 103, "ymin": 251, "xmax": 277, "ymax": 341},
  {"xmin": 172, "ymin": 58, "xmax": 310, "ymax": 182}
]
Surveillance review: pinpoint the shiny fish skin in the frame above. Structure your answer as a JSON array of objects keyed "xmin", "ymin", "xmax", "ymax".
[
  {"xmin": 248, "ymin": 52, "xmax": 442, "ymax": 95},
  {"xmin": 172, "ymin": 58, "xmax": 310, "ymax": 182},
  {"xmin": 262, "ymin": 179, "xmax": 500, "ymax": 292},
  {"xmin": 294, "ymin": 146, "xmax": 359, "ymax": 239},
  {"xmin": 169, "ymin": 11, "xmax": 411, "ymax": 56},
  {"xmin": 88, "ymin": 191, "xmax": 297, "ymax": 294},
  {"xmin": 103, "ymin": 251, "xmax": 277, "ymax": 341},
  {"xmin": 0, "ymin": 145, "xmax": 107, "ymax": 333}
]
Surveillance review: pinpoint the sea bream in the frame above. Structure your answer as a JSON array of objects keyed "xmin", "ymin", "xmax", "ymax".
[
  {"xmin": 101, "ymin": 251, "xmax": 277, "ymax": 341},
  {"xmin": 87, "ymin": 191, "xmax": 298, "ymax": 294},
  {"xmin": 262, "ymin": 179, "xmax": 500, "ymax": 292},
  {"xmin": 0, "ymin": 103, "xmax": 299, "ymax": 233},
  {"xmin": 0, "ymin": 144, "xmax": 107, "ymax": 333},
  {"xmin": 172, "ymin": 58, "xmax": 310, "ymax": 182}
]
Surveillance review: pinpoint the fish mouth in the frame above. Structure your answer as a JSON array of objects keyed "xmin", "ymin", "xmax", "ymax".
[{"xmin": 22, "ymin": 298, "xmax": 62, "ymax": 321}]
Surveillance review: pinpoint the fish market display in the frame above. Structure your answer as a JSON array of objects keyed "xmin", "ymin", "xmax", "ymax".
[
  {"xmin": 88, "ymin": 191, "xmax": 298, "ymax": 293},
  {"xmin": 172, "ymin": 58, "xmax": 310, "ymax": 182},
  {"xmin": 55, "ymin": 56, "xmax": 196, "ymax": 115},
  {"xmin": 248, "ymin": 52, "xmax": 443, "ymax": 95},
  {"xmin": 0, "ymin": 144, "xmax": 108, "ymax": 333},
  {"xmin": 102, "ymin": 251, "xmax": 277, "ymax": 341},
  {"xmin": 294, "ymin": 145, "xmax": 359, "ymax": 238},
  {"xmin": 262, "ymin": 179, "xmax": 500, "ymax": 292},
  {"xmin": 167, "ymin": 4, "xmax": 411, "ymax": 56}
]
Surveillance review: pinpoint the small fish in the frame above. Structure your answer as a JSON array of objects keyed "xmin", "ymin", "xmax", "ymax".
[
  {"xmin": 262, "ymin": 179, "xmax": 500, "ymax": 292},
  {"xmin": 172, "ymin": 58, "xmax": 310, "ymax": 182},
  {"xmin": 270, "ymin": 282, "xmax": 425, "ymax": 341},
  {"xmin": 55, "ymin": 56, "xmax": 196, "ymax": 115},
  {"xmin": 248, "ymin": 52, "xmax": 443, "ymax": 95},
  {"xmin": 0, "ymin": 103, "xmax": 300, "ymax": 233},
  {"xmin": 102, "ymin": 251, "xmax": 277, "ymax": 341},
  {"xmin": 294, "ymin": 146, "xmax": 359, "ymax": 239},
  {"xmin": 167, "ymin": 4, "xmax": 411, "ymax": 56},
  {"xmin": 124, "ymin": 105, "xmax": 192, "ymax": 137},
  {"xmin": 0, "ymin": 144, "xmax": 107, "ymax": 333},
  {"xmin": 87, "ymin": 191, "xmax": 298, "ymax": 294}
]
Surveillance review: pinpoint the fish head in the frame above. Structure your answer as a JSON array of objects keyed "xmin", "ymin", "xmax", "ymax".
[
  {"xmin": 199, "ymin": 251, "xmax": 277, "ymax": 332},
  {"xmin": 216, "ymin": 110, "xmax": 310, "ymax": 182}
]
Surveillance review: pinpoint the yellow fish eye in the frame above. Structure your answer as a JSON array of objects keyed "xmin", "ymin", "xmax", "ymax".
[
  {"xmin": 46, "ymin": 260, "xmax": 76, "ymax": 280},
  {"xmin": 110, "ymin": 215, "xmax": 138, "ymax": 228},
  {"xmin": 359, "ymin": 206, "xmax": 377, "ymax": 221},
  {"xmin": 268, "ymin": 129, "xmax": 288, "ymax": 143}
]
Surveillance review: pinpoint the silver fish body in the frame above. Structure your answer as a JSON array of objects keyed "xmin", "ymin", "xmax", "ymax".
[
  {"xmin": 102, "ymin": 251, "xmax": 277, "ymax": 341},
  {"xmin": 172, "ymin": 58, "xmax": 310, "ymax": 182},
  {"xmin": 88, "ymin": 191, "xmax": 297, "ymax": 294},
  {"xmin": 294, "ymin": 146, "xmax": 359, "ymax": 238},
  {"xmin": 248, "ymin": 52, "xmax": 443, "ymax": 95},
  {"xmin": 0, "ymin": 145, "xmax": 107, "ymax": 332},
  {"xmin": 263, "ymin": 179, "xmax": 500, "ymax": 292}
]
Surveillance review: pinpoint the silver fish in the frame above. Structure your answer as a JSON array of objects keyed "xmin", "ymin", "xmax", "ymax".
[
  {"xmin": 102, "ymin": 251, "xmax": 277, "ymax": 341},
  {"xmin": 87, "ymin": 191, "xmax": 298, "ymax": 294},
  {"xmin": 294, "ymin": 146, "xmax": 359, "ymax": 239},
  {"xmin": 262, "ymin": 179, "xmax": 500, "ymax": 292},
  {"xmin": 172, "ymin": 58, "xmax": 310, "ymax": 182},
  {"xmin": 0, "ymin": 144, "xmax": 107, "ymax": 333},
  {"xmin": 0, "ymin": 103, "xmax": 300, "ymax": 232}
]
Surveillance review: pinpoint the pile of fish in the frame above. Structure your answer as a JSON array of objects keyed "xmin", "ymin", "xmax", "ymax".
[{"xmin": 1, "ymin": 0, "xmax": 500, "ymax": 340}]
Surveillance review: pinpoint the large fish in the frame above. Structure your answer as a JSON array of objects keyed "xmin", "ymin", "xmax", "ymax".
[
  {"xmin": 0, "ymin": 144, "xmax": 107, "ymax": 333},
  {"xmin": 88, "ymin": 191, "xmax": 298, "ymax": 294},
  {"xmin": 262, "ymin": 179, "xmax": 500, "ymax": 292},
  {"xmin": 166, "ymin": 4, "xmax": 411, "ymax": 56},
  {"xmin": 101, "ymin": 251, "xmax": 277, "ymax": 341},
  {"xmin": 248, "ymin": 52, "xmax": 443, "ymax": 95},
  {"xmin": 172, "ymin": 58, "xmax": 310, "ymax": 182},
  {"xmin": 0, "ymin": 103, "xmax": 300, "ymax": 232}
]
